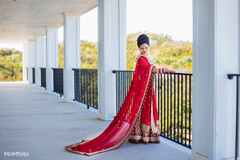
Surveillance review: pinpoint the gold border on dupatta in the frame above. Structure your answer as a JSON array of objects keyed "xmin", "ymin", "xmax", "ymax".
[
  {"xmin": 128, "ymin": 135, "xmax": 142, "ymax": 141},
  {"xmin": 84, "ymin": 65, "xmax": 155, "ymax": 156},
  {"xmin": 149, "ymin": 136, "xmax": 160, "ymax": 143}
]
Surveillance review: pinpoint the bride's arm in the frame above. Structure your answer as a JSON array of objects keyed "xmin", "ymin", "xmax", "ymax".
[
  {"xmin": 152, "ymin": 67, "xmax": 158, "ymax": 74},
  {"xmin": 152, "ymin": 66, "xmax": 174, "ymax": 74}
]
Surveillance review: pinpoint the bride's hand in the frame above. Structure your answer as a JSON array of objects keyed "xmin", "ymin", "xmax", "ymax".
[{"xmin": 165, "ymin": 68, "xmax": 175, "ymax": 74}]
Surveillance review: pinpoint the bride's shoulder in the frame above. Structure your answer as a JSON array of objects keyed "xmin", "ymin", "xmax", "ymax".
[
  {"xmin": 136, "ymin": 55, "xmax": 150, "ymax": 64},
  {"xmin": 136, "ymin": 55, "xmax": 147, "ymax": 61}
]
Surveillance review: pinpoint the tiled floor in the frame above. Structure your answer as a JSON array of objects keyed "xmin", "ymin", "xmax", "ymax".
[{"xmin": 0, "ymin": 82, "xmax": 191, "ymax": 160}]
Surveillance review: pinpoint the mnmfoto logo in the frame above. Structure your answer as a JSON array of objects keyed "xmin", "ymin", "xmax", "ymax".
[{"xmin": 4, "ymin": 151, "xmax": 29, "ymax": 157}]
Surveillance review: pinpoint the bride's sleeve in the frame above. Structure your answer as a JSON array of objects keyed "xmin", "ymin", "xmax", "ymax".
[{"xmin": 137, "ymin": 57, "xmax": 153, "ymax": 73}]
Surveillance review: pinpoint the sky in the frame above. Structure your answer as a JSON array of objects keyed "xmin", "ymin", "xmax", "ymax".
[{"xmin": 0, "ymin": 0, "xmax": 192, "ymax": 51}]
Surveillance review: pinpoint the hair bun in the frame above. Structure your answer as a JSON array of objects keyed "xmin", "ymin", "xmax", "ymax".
[{"xmin": 137, "ymin": 34, "xmax": 150, "ymax": 48}]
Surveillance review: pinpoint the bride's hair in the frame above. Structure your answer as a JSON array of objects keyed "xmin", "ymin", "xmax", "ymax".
[{"xmin": 137, "ymin": 34, "xmax": 150, "ymax": 48}]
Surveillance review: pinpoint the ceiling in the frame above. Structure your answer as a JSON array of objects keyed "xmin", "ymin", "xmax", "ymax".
[{"xmin": 0, "ymin": 0, "xmax": 98, "ymax": 43}]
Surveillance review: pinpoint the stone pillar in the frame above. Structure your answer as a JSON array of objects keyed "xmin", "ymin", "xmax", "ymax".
[
  {"xmin": 63, "ymin": 13, "xmax": 81, "ymax": 102},
  {"xmin": 35, "ymin": 36, "xmax": 45, "ymax": 86},
  {"xmin": 98, "ymin": 0, "xmax": 127, "ymax": 120},
  {"xmin": 23, "ymin": 43, "xmax": 28, "ymax": 82},
  {"xmin": 192, "ymin": 0, "xmax": 239, "ymax": 159},
  {"xmin": 46, "ymin": 28, "xmax": 58, "ymax": 94},
  {"xmin": 28, "ymin": 40, "xmax": 35, "ymax": 84}
]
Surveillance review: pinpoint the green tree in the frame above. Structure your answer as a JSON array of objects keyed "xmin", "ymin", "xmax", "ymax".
[
  {"xmin": 58, "ymin": 40, "xmax": 98, "ymax": 69},
  {"xmin": 0, "ymin": 48, "xmax": 23, "ymax": 81},
  {"xmin": 57, "ymin": 32, "xmax": 192, "ymax": 73},
  {"xmin": 80, "ymin": 40, "xmax": 98, "ymax": 69},
  {"xmin": 58, "ymin": 43, "xmax": 64, "ymax": 68}
]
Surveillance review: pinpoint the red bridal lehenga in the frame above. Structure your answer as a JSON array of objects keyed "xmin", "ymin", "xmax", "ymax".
[{"xmin": 65, "ymin": 55, "xmax": 161, "ymax": 156}]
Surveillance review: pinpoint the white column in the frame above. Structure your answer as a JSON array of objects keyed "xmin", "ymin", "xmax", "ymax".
[
  {"xmin": 98, "ymin": 0, "xmax": 127, "ymax": 120},
  {"xmin": 63, "ymin": 13, "xmax": 80, "ymax": 102},
  {"xmin": 46, "ymin": 28, "xmax": 58, "ymax": 94},
  {"xmin": 119, "ymin": 0, "xmax": 127, "ymax": 69},
  {"xmin": 35, "ymin": 36, "xmax": 45, "ymax": 86},
  {"xmin": 42, "ymin": 37, "xmax": 46, "ymax": 68},
  {"xmin": 23, "ymin": 43, "xmax": 28, "ymax": 82},
  {"xmin": 28, "ymin": 40, "xmax": 35, "ymax": 84},
  {"xmin": 192, "ymin": 0, "xmax": 239, "ymax": 159},
  {"xmin": 214, "ymin": 2, "xmax": 239, "ymax": 159}
]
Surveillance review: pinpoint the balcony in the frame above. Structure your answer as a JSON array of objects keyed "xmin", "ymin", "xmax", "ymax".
[{"xmin": 0, "ymin": 82, "xmax": 191, "ymax": 160}]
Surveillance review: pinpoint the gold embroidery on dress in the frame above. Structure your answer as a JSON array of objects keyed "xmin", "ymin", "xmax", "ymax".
[{"xmin": 129, "ymin": 72, "xmax": 160, "ymax": 144}]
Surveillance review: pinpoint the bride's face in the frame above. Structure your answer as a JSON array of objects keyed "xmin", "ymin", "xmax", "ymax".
[{"xmin": 139, "ymin": 43, "xmax": 149, "ymax": 55}]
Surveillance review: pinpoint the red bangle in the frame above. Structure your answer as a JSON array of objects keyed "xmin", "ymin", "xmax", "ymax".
[{"xmin": 157, "ymin": 68, "xmax": 165, "ymax": 73}]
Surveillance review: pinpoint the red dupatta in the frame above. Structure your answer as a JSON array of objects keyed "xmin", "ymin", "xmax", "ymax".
[{"xmin": 65, "ymin": 55, "xmax": 155, "ymax": 156}]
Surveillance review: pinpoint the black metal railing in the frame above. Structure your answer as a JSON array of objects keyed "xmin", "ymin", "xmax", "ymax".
[
  {"xmin": 72, "ymin": 68, "xmax": 98, "ymax": 109},
  {"xmin": 40, "ymin": 68, "xmax": 46, "ymax": 89},
  {"xmin": 32, "ymin": 68, "xmax": 35, "ymax": 84},
  {"xmin": 52, "ymin": 68, "xmax": 63, "ymax": 96},
  {"xmin": 157, "ymin": 73, "xmax": 192, "ymax": 148},
  {"xmin": 228, "ymin": 74, "xmax": 240, "ymax": 160},
  {"xmin": 112, "ymin": 70, "xmax": 134, "ymax": 112},
  {"xmin": 113, "ymin": 70, "xmax": 193, "ymax": 148}
]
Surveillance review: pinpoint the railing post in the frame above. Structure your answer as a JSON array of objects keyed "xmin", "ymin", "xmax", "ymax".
[
  {"xmin": 235, "ymin": 76, "xmax": 239, "ymax": 160},
  {"xmin": 228, "ymin": 74, "xmax": 240, "ymax": 160},
  {"xmin": 32, "ymin": 68, "xmax": 35, "ymax": 84}
]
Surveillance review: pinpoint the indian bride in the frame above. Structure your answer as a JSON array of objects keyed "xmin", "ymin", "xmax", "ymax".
[{"xmin": 65, "ymin": 34, "xmax": 173, "ymax": 156}]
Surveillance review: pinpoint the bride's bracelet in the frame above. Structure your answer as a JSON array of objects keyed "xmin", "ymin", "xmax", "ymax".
[{"xmin": 157, "ymin": 68, "xmax": 166, "ymax": 73}]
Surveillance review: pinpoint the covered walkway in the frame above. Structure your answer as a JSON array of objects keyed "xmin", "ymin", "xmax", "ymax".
[{"xmin": 0, "ymin": 83, "xmax": 190, "ymax": 160}]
